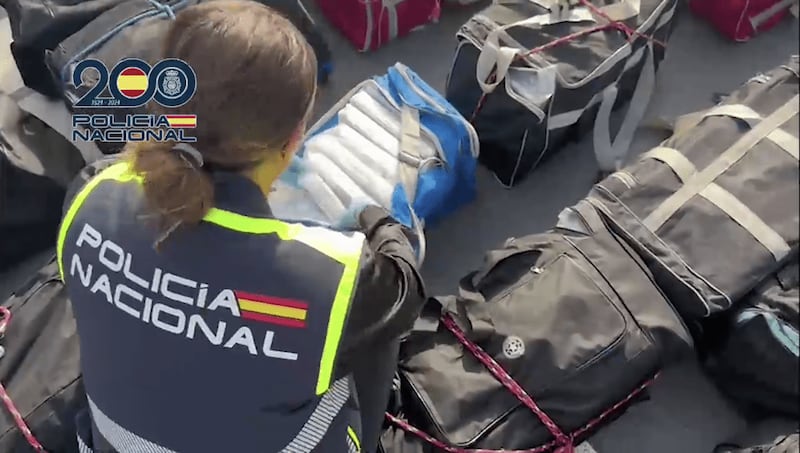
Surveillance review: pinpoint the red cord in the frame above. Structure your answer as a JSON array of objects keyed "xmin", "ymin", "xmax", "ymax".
[
  {"xmin": 386, "ymin": 312, "xmax": 659, "ymax": 453},
  {"xmin": 0, "ymin": 306, "xmax": 47, "ymax": 452}
]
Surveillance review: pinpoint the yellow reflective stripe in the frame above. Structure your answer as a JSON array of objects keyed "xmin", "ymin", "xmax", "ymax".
[
  {"xmin": 58, "ymin": 160, "xmax": 364, "ymax": 395},
  {"xmin": 56, "ymin": 162, "xmax": 135, "ymax": 280},
  {"xmin": 315, "ymin": 247, "xmax": 360, "ymax": 394},
  {"xmin": 347, "ymin": 426, "xmax": 361, "ymax": 452},
  {"xmin": 202, "ymin": 208, "xmax": 365, "ymax": 266}
]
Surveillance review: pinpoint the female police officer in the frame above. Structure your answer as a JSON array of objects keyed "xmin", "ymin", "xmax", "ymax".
[{"xmin": 57, "ymin": 2, "xmax": 425, "ymax": 452}]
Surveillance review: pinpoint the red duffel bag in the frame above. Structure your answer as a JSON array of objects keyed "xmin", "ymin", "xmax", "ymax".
[
  {"xmin": 316, "ymin": 0, "xmax": 441, "ymax": 52},
  {"xmin": 690, "ymin": 0, "xmax": 796, "ymax": 42}
]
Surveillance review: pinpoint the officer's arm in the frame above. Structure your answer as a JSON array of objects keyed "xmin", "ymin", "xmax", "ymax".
[
  {"xmin": 62, "ymin": 155, "xmax": 121, "ymax": 213},
  {"xmin": 334, "ymin": 207, "xmax": 426, "ymax": 378}
]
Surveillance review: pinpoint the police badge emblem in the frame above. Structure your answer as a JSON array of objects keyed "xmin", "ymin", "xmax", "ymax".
[{"xmin": 162, "ymin": 70, "xmax": 182, "ymax": 97}]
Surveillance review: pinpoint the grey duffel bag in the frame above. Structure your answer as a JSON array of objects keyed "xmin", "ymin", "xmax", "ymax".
[
  {"xmin": 445, "ymin": 0, "xmax": 678, "ymax": 187},
  {"xmin": 583, "ymin": 56, "xmax": 799, "ymax": 320}
]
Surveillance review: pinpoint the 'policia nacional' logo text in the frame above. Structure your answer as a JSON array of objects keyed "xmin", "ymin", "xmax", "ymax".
[
  {"xmin": 70, "ymin": 58, "xmax": 198, "ymax": 143},
  {"xmin": 68, "ymin": 223, "xmax": 300, "ymax": 361}
]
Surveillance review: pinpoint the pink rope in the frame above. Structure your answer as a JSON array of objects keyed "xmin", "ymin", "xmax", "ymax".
[
  {"xmin": 0, "ymin": 306, "xmax": 47, "ymax": 452},
  {"xmin": 386, "ymin": 312, "xmax": 660, "ymax": 453},
  {"xmin": 441, "ymin": 315, "xmax": 569, "ymax": 446}
]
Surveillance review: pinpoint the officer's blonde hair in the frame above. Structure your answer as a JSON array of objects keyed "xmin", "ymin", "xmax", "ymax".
[{"xmin": 127, "ymin": 0, "xmax": 317, "ymax": 239}]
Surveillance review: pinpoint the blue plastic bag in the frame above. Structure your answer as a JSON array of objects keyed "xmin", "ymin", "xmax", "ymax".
[{"xmin": 270, "ymin": 63, "xmax": 479, "ymax": 261}]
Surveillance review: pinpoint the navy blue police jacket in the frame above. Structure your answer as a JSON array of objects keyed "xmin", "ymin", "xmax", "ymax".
[{"xmin": 58, "ymin": 157, "xmax": 425, "ymax": 453}]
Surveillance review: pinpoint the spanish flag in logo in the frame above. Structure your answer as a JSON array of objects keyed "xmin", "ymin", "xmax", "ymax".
[
  {"xmin": 164, "ymin": 115, "xmax": 197, "ymax": 128},
  {"xmin": 235, "ymin": 291, "xmax": 308, "ymax": 328},
  {"xmin": 116, "ymin": 67, "xmax": 148, "ymax": 98}
]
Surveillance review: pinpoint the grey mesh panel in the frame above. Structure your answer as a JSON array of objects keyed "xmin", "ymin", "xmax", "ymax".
[
  {"xmin": 89, "ymin": 397, "xmax": 179, "ymax": 453},
  {"xmin": 77, "ymin": 434, "xmax": 93, "ymax": 453},
  {"xmin": 347, "ymin": 436, "xmax": 360, "ymax": 453},
  {"xmin": 85, "ymin": 377, "xmax": 353, "ymax": 452},
  {"xmin": 280, "ymin": 377, "xmax": 352, "ymax": 452}
]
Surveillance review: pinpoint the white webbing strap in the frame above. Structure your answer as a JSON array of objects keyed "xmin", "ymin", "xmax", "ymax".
[
  {"xmin": 398, "ymin": 105, "xmax": 427, "ymax": 266},
  {"xmin": 592, "ymin": 43, "xmax": 656, "ymax": 171},
  {"xmin": 686, "ymin": 103, "xmax": 798, "ymax": 159},
  {"xmin": 383, "ymin": 0, "xmax": 402, "ymax": 41},
  {"xmin": 640, "ymin": 145, "xmax": 790, "ymax": 259},
  {"xmin": 703, "ymin": 104, "xmax": 762, "ymax": 121},
  {"xmin": 639, "ymin": 146, "xmax": 696, "ymax": 182},
  {"xmin": 767, "ymin": 128, "xmax": 800, "ymax": 160},
  {"xmin": 660, "ymin": 102, "xmax": 799, "ymax": 160},
  {"xmin": 659, "ymin": 104, "xmax": 760, "ymax": 137},
  {"xmin": 643, "ymin": 94, "xmax": 799, "ymax": 231},
  {"xmin": 476, "ymin": 3, "xmax": 607, "ymax": 94},
  {"xmin": 750, "ymin": 0, "xmax": 798, "ymax": 29},
  {"xmin": 11, "ymin": 87, "xmax": 103, "ymax": 163},
  {"xmin": 475, "ymin": 32, "xmax": 519, "ymax": 93},
  {"xmin": 399, "ymin": 105, "xmax": 421, "ymax": 203},
  {"xmin": 596, "ymin": 0, "xmax": 641, "ymax": 22},
  {"xmin": 698, "ymin": 183, "xmax": 792, "ymax": 260},
  {"xmin": 674, "ymin": 102, "xmax": 771, "ymax": 133}
]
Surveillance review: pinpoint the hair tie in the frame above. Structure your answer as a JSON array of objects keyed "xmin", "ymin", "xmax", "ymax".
[{"xmin": 173, "ymin": 143, "xmax": 204, "ymax": 168}]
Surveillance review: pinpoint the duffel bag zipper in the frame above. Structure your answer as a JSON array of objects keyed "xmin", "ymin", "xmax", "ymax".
[{"xmin": 488, "ymin": 251, "xmax": 568, "ymax": 303}]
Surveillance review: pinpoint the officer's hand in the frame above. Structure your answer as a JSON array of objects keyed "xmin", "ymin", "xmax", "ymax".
[{"xmin": 334, "ymin": 203, "xmax": 376, "ymax": 230}]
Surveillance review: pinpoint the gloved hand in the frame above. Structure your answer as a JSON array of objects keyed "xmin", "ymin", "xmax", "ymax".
[{"xmin": 335, "ymin": 202, "xmax": 374, "ymax": 230}]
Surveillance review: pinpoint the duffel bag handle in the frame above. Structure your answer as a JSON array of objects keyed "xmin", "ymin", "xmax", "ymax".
[
  {"xmin": 475, "ymin": 34, "xmax": 518, "ymax": 94},
  {"xmin": 477, "ymin": 0, "xmax": 642, "ymax": 94},
  {"xmin": 592, "ymin": 42, "xmax": 656, "ymax": 172}
]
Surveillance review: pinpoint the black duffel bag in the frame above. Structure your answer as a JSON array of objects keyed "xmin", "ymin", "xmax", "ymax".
[
  {"xmin": 445, "ymin": 0, "xmax": 678, "ymax": 187},
  {"xmin": 0, "ymin": 254, "xmax": 87, "ymax": 453},
  {"xmin": 3, "ymin": 0, "xmax": 333, "ymax": 101},
  {"xmin": 706, "ymin": 259, "xmax": 799, "ymax": 417},
  {"xmin": 3, "ymin": 0, "xmax": 128, "ymax": 99},
  {"xmin": 0, "ymin": 87, "xmax": 99, "ymax": 271},
  {"xmin": 380, "ymin": 200, "xmax": 692, "ymax": 452}
]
